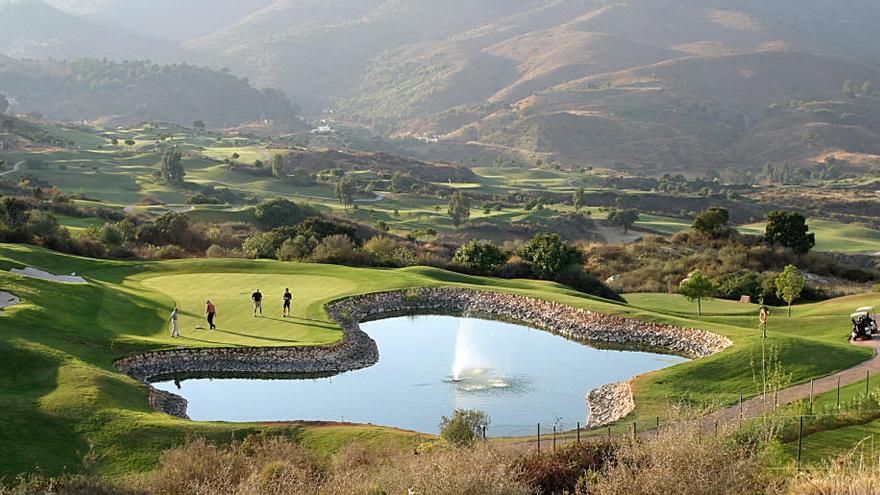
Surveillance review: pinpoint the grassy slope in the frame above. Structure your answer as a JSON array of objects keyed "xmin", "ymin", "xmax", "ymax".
[
  {"xmin": 739, "ymin": 220, "xmax": 880, "ymax": 253},
  {"xmin": 0, "ymin": 244, "xmax": 876, "ymax": 478}
]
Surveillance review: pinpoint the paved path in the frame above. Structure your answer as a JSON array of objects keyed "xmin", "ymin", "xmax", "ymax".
[
  {"xmin": 0, "ymin": 160, "xmax": 23, "ymax": 177},
  {"xmin": 713, "ymin": 339, "xmax": 880, "ymax": 421},
  {"xmin": 503, "ymin": 340, "xmax": 880, "ymax": 449}
]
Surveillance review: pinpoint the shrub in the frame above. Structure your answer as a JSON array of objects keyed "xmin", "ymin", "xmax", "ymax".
[
  {"xmin": 310, "ymin": 234, "xmax": 364, "ymax": 265},
  {"xmin": 242, "ymin": 232, "xmax": 280, "ymax": 259},
  {"xmin": 294, "ymin": 216, "xmax": 357, "ymax": 243},
  {"xmin": 254, "ymin": 199, "xmax": 316, "ymax": 230},
  {"xmin": 514, "ymin": 441, "xmax": 615, "ymax": 494},
  {"xmin": 592, "ymin": 422, "xmax": 768, "ymax": 495},
  {"xmin": 717, "ymin": 271, "xmax": 764, "ymax": 301},
  {"xmin": 519, "ymin": 233, "xmax": 583, "ymax": 278},
  {"xmin": 276, "ymin": 236, "xmax": 317, "ymax": 261},
  {"xmin": 206, "ymin": 244, "xmax": 227, "ymax": 258},
  {"xmin": 555, "ymin": 264, "xmax": 624, "ymax": 302},
  {"xmin": 439, "ymin": 409, "xmax": 490, "ymax": 447},
  {"xmin": 156, "ymin": 245, "xmax": 187, "ymax": 260},
  {"xmin": 363, "ymin": 236, "xmax": 399, "ymax": 263},
  {"xmin": 452, "ymin": 240, "xmax": 510, "ymax": 274}
]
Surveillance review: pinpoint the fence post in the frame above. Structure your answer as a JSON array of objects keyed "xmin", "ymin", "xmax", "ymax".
[
  {"xmin": 537, "ymin": 423, "xmax": 541, "ymax": 453},
  {"xmin": 656, "ymin": 416, "xmax": 660, "ymax": 435},
  {"xmin": 607, "ymin": 425, "xmax": 612, "ymax": 442},
  {"xmin": 482, "ymin": 425, "xmax": 487, "ymax": 441},
  {"xmin": 552, "ymin": 426, "xmax": 557, "ymax": 451},
  {"xmin": 577, "ymin": 422, "xmax": 581, "ymax": 444},
  {"xmin": 809, "ymin": 380, "xmax": 814, "ymax": 414},
  {"xmin": 714, "ymin": 420, "xmax": 718, "ymax": 438},
  {"xmin": 837, "ymin": 377, "xmax": 841, "ymax": 411},
  {"xmin": 631, "ymin": 421, "xmax": 637, "ymax": 441},
  {"xmin": 739, "ymin": 394, "xmax": 744, "ymax": 419},
  {"xmin": 796, "ymin": 416, "xmax": 804, "ymax": 471}
]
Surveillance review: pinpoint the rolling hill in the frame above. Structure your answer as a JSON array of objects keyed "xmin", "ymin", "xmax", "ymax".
[
  {"xmin": 5, "ymin": 0, "xmax": 880, "ymax": 171},
  {"xmin": 0, "ymin": 0, "xmax": 181, "ymax": 61},
  {"xmin": 0, "ymin": 57, "xmax": 299, "ymax": 127}
]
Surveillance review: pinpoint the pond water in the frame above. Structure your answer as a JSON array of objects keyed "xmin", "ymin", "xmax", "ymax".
[{"xmin": 152, "ymin": 315, "xmax": 687, "ymax": 436}]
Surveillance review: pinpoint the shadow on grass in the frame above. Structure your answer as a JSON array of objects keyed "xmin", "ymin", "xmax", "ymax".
[
  {"xmin": 263, "ymin": 316, "xmax": 337, "ymax": 330},
  {"xmin": 209, "ymin": 327, "xmax": 305, "ymax": 345}
]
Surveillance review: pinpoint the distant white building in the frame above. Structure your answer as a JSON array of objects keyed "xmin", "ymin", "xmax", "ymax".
[{"xmin": 310, "ymin": 125, "xmax": 333, "ymax": 134}]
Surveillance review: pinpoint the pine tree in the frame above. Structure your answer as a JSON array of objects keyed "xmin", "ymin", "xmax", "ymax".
[
  {"xmin": 160, "ymin": 148, "xmax": 185, "ymax": 185},
  {"xmin": 447, "ymin": 191, "xmax": 471, "ymax": 227}
]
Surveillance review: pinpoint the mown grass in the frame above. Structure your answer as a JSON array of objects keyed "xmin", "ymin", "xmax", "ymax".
[
  {"xmin": 0, "ymin": 243, "xmax": 876, "ymax": 479},
  {"xmin": 739, "ymin": 219, "xmax": 880, "ymax": 253}
]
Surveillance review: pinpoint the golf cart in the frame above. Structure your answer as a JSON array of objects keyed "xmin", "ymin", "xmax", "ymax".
[
  {"xmin": 850, "ymin": 306, "xmax": 877, "ymax": 342},
  {"xmin": 857, "ymin": 307, "xmax": 877, "ymax": 334}
]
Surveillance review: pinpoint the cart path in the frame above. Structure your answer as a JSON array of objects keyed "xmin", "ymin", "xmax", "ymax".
[
  {"xmin": 0, "ymin": 161, "xmax": 23, "ymax": 177},
  {"xmin": 712, "ymin": 339, "xmax": 880, "ymax": 422}
]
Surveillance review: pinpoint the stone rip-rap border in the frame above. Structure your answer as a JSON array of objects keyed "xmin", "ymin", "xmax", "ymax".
[{"xmin": 115, "ymin": 288, "xmax": 731, "ymax": 426}]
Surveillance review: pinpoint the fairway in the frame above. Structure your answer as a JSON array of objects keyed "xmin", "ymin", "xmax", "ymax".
[
  {"xmin": 739, "ymin": 219, "xmax": 880, "ymax": 253},
  {"xmin": 0, "ymin": 243, "xmax": 877, "ymax": 479}
]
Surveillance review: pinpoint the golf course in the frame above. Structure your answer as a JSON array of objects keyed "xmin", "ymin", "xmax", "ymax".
[{"xmin": 1, "ymin": 242, "xmax": 877, "ymax": 479}]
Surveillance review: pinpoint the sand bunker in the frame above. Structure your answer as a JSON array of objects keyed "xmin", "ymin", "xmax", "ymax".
[
  {"xmin": 0, "ymin": 292, "xmax": 20, "ymax": 314},
  {"xmin": 10, "ymin": 267, "xmax": 87, "ymax": 284}
]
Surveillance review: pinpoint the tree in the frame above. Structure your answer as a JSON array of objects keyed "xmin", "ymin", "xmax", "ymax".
[
  {"xmin": 447, "ymin": 191, "xmax": 471, "ymax": 227},
  {"xmin": 843, "ymin": 80, "xmax": 855, "ymax": 97},
  {"xmin": 775, "ymin": 265, "xmax": 806, "ymax": 318},
  {"xmin": 159, "ymin": 148, "xmax": 185, "ymax": 185},
  {"xmin": 124, "ymin": 139, "xmax": 136, "ymax": 149},
  {"xmin": 390, "ymin": 171, "xmax": 404, "ymax": 193},
  {"xmin": 764, "ymin": 211, "xmax": 815, "ymax": 254},
  {"xmin": 679, "ymin": 270, "xmax": 716, "ymax": 316},
  {"xmin": 271, "ymin": 153, "xmax": 284, "ymax": 178},
  {"xmin": 242, "ymin": 232, "xmax": 281, "ymax": 259},
  {"xmin": 453, "ymin": 241, "xmax": 510, "ymax": 274},
  {"xmin": 335, "ymin": 176, "xmax": 356, "ymax": 212},
  {"xmin": 519, "ymin": 233, "xmax": 583, "ymax": 278},
  {"xmin": 863, "ymin": 81, "xmax": 874, "ymax": 97},
  {"xmin": 572, "ymin": 187, "xmax": 585, "ymax": 211},
  {"xmin": 439, "ymin": 409, "xmax": 490, "ymax": 447},
  {"xmin": 608, "ymin": 208, "xmax": 640, "ymax": 233},
  {"xmin": 192, "ymin": 120, "xmax": 206, "ymax": 131},
  {"xmin": 254, "ymin": 199, "xmax": 315, "ymax": 230},
  {"xmin": 692, "ymin": 207, "xmax": 731, "ymax": 239}
]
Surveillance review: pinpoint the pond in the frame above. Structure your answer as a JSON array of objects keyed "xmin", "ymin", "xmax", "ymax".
[{"xmin": 152, "ymin": 315, "xmax": 688, "ymax": 436}]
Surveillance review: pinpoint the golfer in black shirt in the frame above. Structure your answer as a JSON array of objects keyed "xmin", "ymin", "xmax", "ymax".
[
  {"xmin": 252, "ymin": 289, "xmax": 263, "ymax": 317},
  {"xmin": 282, "ymin": 288, "xmax": 293, "ymax": 317}
]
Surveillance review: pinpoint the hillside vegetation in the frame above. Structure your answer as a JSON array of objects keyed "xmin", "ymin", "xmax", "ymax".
[{"xmin": 0, "ymin": 57, "xmax": 298, "ymax": 126}]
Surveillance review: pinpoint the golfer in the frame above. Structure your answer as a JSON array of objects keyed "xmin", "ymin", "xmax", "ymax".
[
  {"xmin": 205, "ymin": 300, "xmax": 217, "ymax": 330},
  {"xmin": 169, "ymin": 307, "xmax": 180, "ymax": 338},
  {"xmin": 252, "ymin": 289, "xmax": 263, "ymax": 317},
  {"xmin": 282, "ymin": 288, "xmax": 293, "ymax": 317}
]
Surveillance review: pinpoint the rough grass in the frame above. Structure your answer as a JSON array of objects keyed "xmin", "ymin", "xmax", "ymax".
[{"xmin": 0, "ymin": 243, "xmax": 875, "ymax": 479}]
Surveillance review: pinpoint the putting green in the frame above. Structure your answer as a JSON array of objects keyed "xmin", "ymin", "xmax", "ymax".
[
  {"xmin": 0, "ymin": 243, "xmax": 876, "ymax": 479},
  {"xmin": 142, "ymin": 273, "xmax": 357, "ymax": 347}
]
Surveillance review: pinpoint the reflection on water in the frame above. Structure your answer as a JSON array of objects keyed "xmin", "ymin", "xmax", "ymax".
[{"xmin": 152, "ymin": 315, "xmax": 688, "ymax": 435}]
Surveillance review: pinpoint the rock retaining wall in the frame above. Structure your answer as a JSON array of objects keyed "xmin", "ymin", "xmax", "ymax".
[
  {"xmin": 587, "ymin": 382, "xmax": 635, "ymax": 427},
  {"xmin": 115, "ymin": 288, "xmax": 731, "ymax": 426}
]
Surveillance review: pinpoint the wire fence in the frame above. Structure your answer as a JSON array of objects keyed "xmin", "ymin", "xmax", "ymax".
[{"xmin": 480, "ymin": 383, "xmax": 880, "ymax": 471}]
